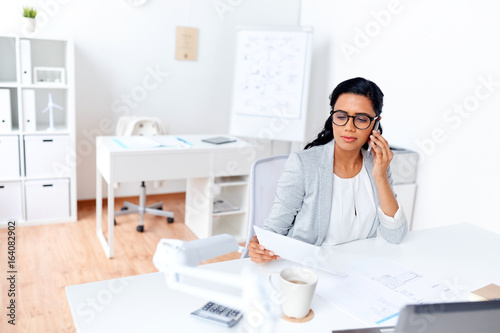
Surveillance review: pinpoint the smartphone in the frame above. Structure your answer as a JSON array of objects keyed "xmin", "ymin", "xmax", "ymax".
[{"xmin": 367, "ymin": 120, "xmax": 380, "ymax": 155}]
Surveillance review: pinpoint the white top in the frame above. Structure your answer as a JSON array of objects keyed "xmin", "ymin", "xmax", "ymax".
[
  {"xmin": 322, "ymin": 163, "xmax": 376, "ymax": 245},
  {"xmin": 322, "ymin": 162, "xmax": 406, "ymax": 245}
]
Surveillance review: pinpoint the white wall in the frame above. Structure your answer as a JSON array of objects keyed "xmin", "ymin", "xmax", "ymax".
[
  {"xmin": 301, "ymin": 0, "xmax": 500, "ymax": 234},
  {"xmin": 3, "ymin": 1, "xmax": 500, "ymax": 234},
  {"xmin": 1, "ymin": 0, "xmax": 301, "ymax": 199}
]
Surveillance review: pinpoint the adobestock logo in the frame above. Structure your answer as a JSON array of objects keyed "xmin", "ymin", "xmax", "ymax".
[
  {"xmin": 213, "ymin": 0, "xmax": 245, "ymax": 20},
  {"xmin": 414, "ymin": 74, "xmax": 500, "ymax": 162},
  {"xmin": 340, "ymin": 0, "xmax": 403, "ymax": 63},
  {"xmin": 111, "ymin": 65, "xmax": 169, "ymax": 115}
]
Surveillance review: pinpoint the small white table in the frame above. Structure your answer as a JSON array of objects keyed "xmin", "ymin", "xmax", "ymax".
[
  {"xmin": 95, "ymin": 135, "xmax": 256, "ymax": 258},
  {"xmin": 66, "ymin": 223, "xmax": 500, "ymax": 332}
]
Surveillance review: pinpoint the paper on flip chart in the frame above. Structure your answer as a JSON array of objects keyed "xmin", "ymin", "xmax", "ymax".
[{"xmin": 253, "ymin": 226, "xmax": 347, "ymax": 276}]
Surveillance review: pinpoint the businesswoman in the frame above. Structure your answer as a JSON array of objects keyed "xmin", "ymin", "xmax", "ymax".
[{"xmin": 248, "ymin": 77, "xmax": 408, "ymax": 263}]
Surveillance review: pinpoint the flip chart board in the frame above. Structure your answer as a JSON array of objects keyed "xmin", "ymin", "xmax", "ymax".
[{"xmin": 229, "ymin": 26, "xmax": 313, "ymax": 142}]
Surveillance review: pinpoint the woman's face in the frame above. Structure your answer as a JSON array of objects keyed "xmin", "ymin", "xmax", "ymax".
[{"xmin": 332, "ymin": 93, "xmax": 378, "ymax": 153}]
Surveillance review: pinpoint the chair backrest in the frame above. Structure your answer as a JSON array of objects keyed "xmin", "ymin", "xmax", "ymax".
[
  {"xmin": 115, "ymin": 116, "xmax": 167, "ymax": 136},
  {"xmin": 241, "ymin": 154, "xmax": 289, "ymax": 258}
]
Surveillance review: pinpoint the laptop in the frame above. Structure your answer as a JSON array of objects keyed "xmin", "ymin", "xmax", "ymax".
[{"xmin": 333, "ymin": 300, "xmax": 500, "ymax": 333}]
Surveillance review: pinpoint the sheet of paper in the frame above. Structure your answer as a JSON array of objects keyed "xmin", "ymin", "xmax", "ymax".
[
  {"xmin": 154, "ymin": 136, "xmax": 191, "ymax": 147},
  {"xmin": 253, "ymin": 226, "xmax": 346, "ymax": 276},
  {"xmin": 317, "ymin": 257, "xmax": 463, "ymax": 326},
  {"xmin": 114, "ymin": 136, "xmax": 190, "ymax": 149},
  {"xmin": 113, "ymin": 137, "xmax": 163, "ymax": 149}
]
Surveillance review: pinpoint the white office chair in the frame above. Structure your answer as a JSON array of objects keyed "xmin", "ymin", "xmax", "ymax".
[
  {"xmin": 241, "ymin": 154, "xmax": 289, "ymax": 258},
  {"xmin": 114, "ymin": 116, "xmax": 174, "ymax": 232}
]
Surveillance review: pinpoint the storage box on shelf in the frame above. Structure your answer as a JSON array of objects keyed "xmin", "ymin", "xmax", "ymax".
[
  {"xmin": 25, "ymin": 178, "xmax": 70, "ymax": 221},
  {"xmin": 0, "ymin": 181, "xmax": 23, "ymax": 222},
  {"xmin": 0, "ymin": 35, "xmax": 76, "ymax": 226},
  {"xmin": 0, "ymin": 136, "xmax": 20, "ymax": 178}
]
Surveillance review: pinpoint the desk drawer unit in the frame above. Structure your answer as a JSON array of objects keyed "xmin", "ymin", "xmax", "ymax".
[
  {"xmin": 213, "ymin": 150, "xmax": 254, "ymax": 176},
  {"xmin": 25, "ymin": 178, "xmax": 70, "ymax": 220},
  {"xmin": 112, "ymin": 152, "xmax": 211, "ymax": 182}
]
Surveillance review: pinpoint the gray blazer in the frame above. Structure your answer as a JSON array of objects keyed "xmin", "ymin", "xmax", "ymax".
[{"xmin": 263, "ymin": 139, "xmax": 407, "ymax": 245}]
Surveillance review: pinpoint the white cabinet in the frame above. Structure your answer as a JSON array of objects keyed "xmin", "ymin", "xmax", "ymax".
[{"xmin": 0, "ymin": 36, "xmax": 76, "ymax": 226}]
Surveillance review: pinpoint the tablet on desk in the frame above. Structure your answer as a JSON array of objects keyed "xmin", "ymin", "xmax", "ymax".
[{"xmin": 201, "ymin": 136, "xmax": 237, "ymax": 144}]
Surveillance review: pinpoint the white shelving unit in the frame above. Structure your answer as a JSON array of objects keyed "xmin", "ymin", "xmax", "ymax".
[
  {"xmin": 212, "ymin": 175, "xmax": 249, "ymax": 241},
  {"xmin": 0, "ymin": 36, "xmax": 76, "ymax": 227},
  {"xmin": 185, "ymin": 174, "xmax": 251, "ymax": 244}
]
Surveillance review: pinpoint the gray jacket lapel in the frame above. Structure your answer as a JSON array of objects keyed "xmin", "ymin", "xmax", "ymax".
[{"xmin": 316, "ymin": 140, "xmax": 335, "ymax": 245}]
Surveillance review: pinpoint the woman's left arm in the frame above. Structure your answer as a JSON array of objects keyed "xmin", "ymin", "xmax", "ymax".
[
  {"xmin": 370, "ymin": 130, "xmax": 408, "ymax": 243},
  {"xmin": 369, "ymin": 130, "xmax": 399, "ymax": 217}
]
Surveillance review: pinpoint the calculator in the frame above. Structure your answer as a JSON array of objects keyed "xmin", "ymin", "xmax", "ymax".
[{"xmin": 190, "ymin": 301, "xmax": 243, "ymax": 328}]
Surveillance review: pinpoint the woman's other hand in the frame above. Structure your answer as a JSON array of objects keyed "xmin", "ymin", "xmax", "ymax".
[{"xmin": 248, "ymin": 236, "xmax": 280, "ymax": 263}]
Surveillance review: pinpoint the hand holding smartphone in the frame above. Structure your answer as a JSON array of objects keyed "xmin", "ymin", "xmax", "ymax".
[{"xmin": 367, "ymin": 120, "xmax": 380, "ymax": 156}]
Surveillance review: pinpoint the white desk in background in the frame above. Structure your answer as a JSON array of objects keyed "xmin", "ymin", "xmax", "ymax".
[
  {"xmin": 66, "ymin": 223, "xmax": 500, "ymax": 332},
  {"xmin": 95, "ymin": 135, "xmax": 256, "ymax": 258}
]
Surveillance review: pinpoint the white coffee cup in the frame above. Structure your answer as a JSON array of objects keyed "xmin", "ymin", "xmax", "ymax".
[{"xmin": 269, "ymin": 266, "xmax": 318, "ymax": 319}]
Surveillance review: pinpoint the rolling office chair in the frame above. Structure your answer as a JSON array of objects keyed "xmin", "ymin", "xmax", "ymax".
[
  {"xmin": 114, "ymin": 116, "xmax": 174, "ymax": 232},
  {"xmin": 241, "ymin": 154, "xmax": 289, "ymax": 258}
]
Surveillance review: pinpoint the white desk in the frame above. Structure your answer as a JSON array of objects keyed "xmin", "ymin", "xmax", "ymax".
[
  {"xmin": 95, "ymin": 135, "xmax": 256, "ymax": 258},
  {"xmin": 66, "ymin": 223, "xmax": 500, "ymax": 332}
]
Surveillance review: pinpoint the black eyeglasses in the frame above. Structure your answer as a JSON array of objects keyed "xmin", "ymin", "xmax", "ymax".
[{"xmin": 331, "ymin": 111, "xmax": 378, "ymax": 130}]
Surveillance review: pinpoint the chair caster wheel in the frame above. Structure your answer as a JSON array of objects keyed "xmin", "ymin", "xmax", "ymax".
[
  {"xmin": 114, "ymin": 219, "xmax": 117, "ymax": 225},
  {"xmin": 121, "ymin": 207, "xmax": 128, "ymax": 211},
  {"xmin": 157, "ymin": 206, "xmax": 163, "ymax": 210},
  {"xmin": 136, "ymin": 225, "xmax": 144, "ymax": 232},
  {"xmin": 167, "ymin": 217, "xmax": 174, "ymax": 223}
]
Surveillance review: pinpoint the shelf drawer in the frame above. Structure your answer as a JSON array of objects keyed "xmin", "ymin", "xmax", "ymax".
[
  {"xmin": 25, "ymin": 178, "xmax": 70, "ymax": 220},
  {"xmin": 0, "ymin": 181, "xmax": 22, "ymax": 221},
  {"xmin": 0, "ymin": 135, "xmax": 20, "ymax": 178},
  {"xmin": 24, "ymin": 135, "xmax": 70, "ymax": 177}
]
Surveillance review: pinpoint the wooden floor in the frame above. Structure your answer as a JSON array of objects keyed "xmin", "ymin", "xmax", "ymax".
[{"xmin": 0, "ymin": 193, "xmax": 241, "ymax": 333}]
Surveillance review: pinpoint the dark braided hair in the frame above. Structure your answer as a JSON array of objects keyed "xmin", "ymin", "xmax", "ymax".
[{"xmin": 304, "ymin": 77, "xmax": 384, "ymax": 150}]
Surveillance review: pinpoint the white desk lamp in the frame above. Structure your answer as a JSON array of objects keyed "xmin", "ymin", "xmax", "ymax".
[{"xmin": 153, "ymin": 234, "xmax": 279, "ymax": 332}]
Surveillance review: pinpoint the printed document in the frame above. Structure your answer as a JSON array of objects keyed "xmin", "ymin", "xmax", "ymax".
[
  {"xmin": 253, "ymin": 226, "xmax": 346, "ymax": 276},
  {"xmin": 317, "ymin": 257, "xmax": 463, "ymax": 326}
]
